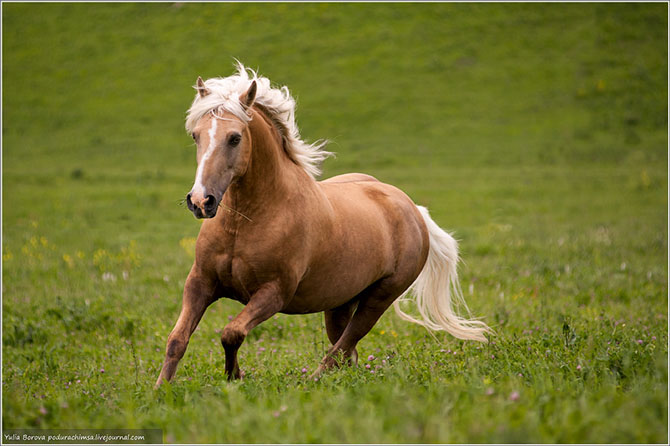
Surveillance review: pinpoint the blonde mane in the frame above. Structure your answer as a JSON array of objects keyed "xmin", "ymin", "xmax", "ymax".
[{"xmin": 185, "ymin": 62, "xmax": 333, "ymax": 178}]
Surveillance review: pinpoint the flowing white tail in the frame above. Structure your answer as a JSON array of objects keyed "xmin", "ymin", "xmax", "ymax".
[{"xmin": 393, "ymin": 206, "xmax": 492, "ymax": 342}]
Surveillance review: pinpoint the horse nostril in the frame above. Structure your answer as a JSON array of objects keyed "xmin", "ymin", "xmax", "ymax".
[
  {"xmin": 204, "ymin": 195, "xmax": 216, "ymax": 210},
  {"xmin": 186, "ymin": 193, "xmax": 193, "ymax": 207}
]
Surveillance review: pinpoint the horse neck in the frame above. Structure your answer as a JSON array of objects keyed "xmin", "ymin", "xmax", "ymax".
[{"xmin": 223, "ymin": 108, "xmax": 311, "ymax": 219}]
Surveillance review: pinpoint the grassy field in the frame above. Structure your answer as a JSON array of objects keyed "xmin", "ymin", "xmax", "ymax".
[{"xmin": 2, "ymin": 2, "xmax": 668, "ymax": 443}]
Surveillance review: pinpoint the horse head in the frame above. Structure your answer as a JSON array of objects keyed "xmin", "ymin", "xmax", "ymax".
[{"xmin": 186, "ymin": 78, "xmax": 257, "ymax": 219}]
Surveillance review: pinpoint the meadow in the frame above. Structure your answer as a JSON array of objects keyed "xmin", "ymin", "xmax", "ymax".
[{"xmin": 2, "ymin": 2, "xmax": 668, "ymax": 443}]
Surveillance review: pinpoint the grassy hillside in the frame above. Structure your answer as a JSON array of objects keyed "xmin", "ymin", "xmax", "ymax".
[{"xmin": 2, "ymin": 3, "xmax": 667, "ymax": 443}]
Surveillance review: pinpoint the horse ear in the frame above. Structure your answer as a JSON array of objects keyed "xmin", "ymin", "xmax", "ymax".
[
  {"xmin": 240, "ymin": 80, "xmax": 257, "ymax": 108},
  {"xmin": 196, "ymin": 76, "xmax": 210, "ymax": 98}
]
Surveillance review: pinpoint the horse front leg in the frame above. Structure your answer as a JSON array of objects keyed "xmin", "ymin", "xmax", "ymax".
[
  {"xmin": 155, "ymin": 269, "xmax": 217, "ymax": 389},
  {"xmin": 220, "ymin": 282, "xmax": 284, "ymax": 380}
]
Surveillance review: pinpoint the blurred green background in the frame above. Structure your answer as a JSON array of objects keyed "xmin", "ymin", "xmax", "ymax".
[{"xmin": 2, "ymin": 3, "xmax": 667, "ymax": 443}]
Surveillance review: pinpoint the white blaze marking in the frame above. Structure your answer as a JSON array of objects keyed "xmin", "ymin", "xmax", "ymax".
[{"xmin": 191, "ymin": 118, "xmax": 218, "ymax": 200}]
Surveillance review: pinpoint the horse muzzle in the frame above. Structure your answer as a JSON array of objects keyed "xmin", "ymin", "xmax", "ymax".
[{"xmin": 186, "ymin": 192, "xmax": 220, "ymax": 219}]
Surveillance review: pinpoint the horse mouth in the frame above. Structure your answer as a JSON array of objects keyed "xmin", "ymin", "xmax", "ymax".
[{"xmin": 193, "ymin": 207, "xmax": 218, "ymax": 219}]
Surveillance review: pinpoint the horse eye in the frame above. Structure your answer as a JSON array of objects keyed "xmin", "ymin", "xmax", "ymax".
[
  {"xmin": 228, "ymin": 133, "xmax": 241, "ymax": 147},
  {"xmin": 191, "ymin": 132, "xmax": 197, "ymax": 142}
]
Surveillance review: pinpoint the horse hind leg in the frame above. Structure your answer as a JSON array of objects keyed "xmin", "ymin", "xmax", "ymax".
[
  {"xmin": 312, "ymin": 277, "xmax": 408, "ymax": 378},
  {"xmin": 324, "ymin": 300, "xmax": 359, "ymax": 365}
]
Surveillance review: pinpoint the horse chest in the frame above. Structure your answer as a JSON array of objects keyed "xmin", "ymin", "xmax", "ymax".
[
  {"xmin": 214, "ymin": 252, "xmax": 234, "ymax": 282},
  {"xmin": 213, "ymin": 252, "xmax": 250, "ymax": 287},
  {"xmin": 211, "ymin": 250, "xmax": 267, "ymax": 304}
]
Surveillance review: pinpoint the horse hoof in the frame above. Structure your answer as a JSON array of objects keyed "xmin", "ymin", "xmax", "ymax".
[
  {"xmin": 350, "ymin": 349, "xmax": 358, "ymax": 366},
  {"xmin": 308, "ymin": 367, "xmax": 324, "ymax": 381},
  {"xmin": 226, "ymin": 368, "xmax": 242, "ymax": 381}
]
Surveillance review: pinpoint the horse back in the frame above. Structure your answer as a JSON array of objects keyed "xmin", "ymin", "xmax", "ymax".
[{"xmin": 321, "ymin": 173, "xmax": 380, "ymax": 184}]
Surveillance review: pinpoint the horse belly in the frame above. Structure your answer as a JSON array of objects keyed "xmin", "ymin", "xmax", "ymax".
[
  {"xmin": 289, "ymin": 250, "xmax": 388, "ymax": 313},
  {"xmin": 286, "ymin": 259, "xmax": 386, "ymax": 314}
]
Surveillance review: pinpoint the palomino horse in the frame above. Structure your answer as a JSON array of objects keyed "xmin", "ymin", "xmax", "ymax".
[{"xmin": 155, "ymin": 64, "xmax": 490, "ymax": 387}]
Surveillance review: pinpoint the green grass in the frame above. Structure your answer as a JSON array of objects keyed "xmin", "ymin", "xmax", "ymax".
[{"xmin": 2, "ymin": 2, "xmax": 668, "ymax": 443}]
